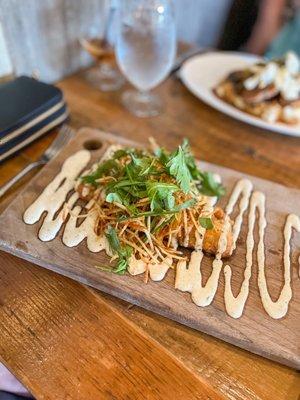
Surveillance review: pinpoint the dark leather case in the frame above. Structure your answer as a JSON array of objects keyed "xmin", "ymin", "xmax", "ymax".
[{"xmin": 0, "ymin": 76, "xmax": 68, "ymax": 162}]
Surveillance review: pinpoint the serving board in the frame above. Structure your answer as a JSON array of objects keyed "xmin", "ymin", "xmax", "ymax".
[{"xmin": 0, "ymin": 128, "xmax": 299, "ymax": 369}]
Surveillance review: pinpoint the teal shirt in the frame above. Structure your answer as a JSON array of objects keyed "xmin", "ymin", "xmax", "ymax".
[{"xmin": 266, "ymin": 10, "xmax": 300, "ymax": 59}]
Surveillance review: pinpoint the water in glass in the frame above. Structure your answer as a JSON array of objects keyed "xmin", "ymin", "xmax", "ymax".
[{"xmin": 116, "ymin": 0, "xmax": 176, "ymax": 117}]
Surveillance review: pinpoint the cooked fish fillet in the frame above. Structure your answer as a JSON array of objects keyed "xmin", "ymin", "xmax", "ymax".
[
  {"xmin": 76, "ymin": 183, "xmax": 233, "ymax": 258},
  {"xmin": 177, "ymin": 207, "xmax": 233, "ymax": 258}
]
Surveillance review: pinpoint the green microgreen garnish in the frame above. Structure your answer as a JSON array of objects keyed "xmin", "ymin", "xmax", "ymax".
[
  {"xmin": 166, "ymin": 144, "xmax": 192, "ymax": 193},
  {"xmin": 105, "ymin": 225, "xmax": 132, "ymax": 274},
  {"xmin": 82, "ymin": 139, "xmax": 224, "ymax": 201},
  {"xmin": 199, "ymin": 217, "xmax": 214, "ymax": 230},
  {"xmin": 198, "ymin": 172, "xmax": 225, "ymax": 198},
  {"xmin": 80, "ymin": 139, "xmax": 225, "ymax": 275},
  {"xmin": 81, "ymin": 159, "xmax": 120, "ymax": 186},
  {"xmin": 117, "ymin": 198, "xmax": 197, "ymax": 221},
  {"xmin": 106, "ymin": 192, "xmax": 123, "ymax": 204},
  {"xmin": 146, "ymin": 182, "xmax": 179, "ymax": 212}
]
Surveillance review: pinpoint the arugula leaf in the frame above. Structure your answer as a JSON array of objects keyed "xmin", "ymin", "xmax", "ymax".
[
  {"xmin": 154, "ymin": 147, "xmax": 170, "ymax": 165},
  {"xmin": 108, "ymin": 179, "xmax": 147, "ymax": 199},
  {"xmin": 174, "ymin": 198, "xmax": 197, "ymax": 211},
  {"xmin": 139, "ymin": 158, "xmax": 156, "ymax": 176},
  {"xmin": 106, "ymin": 225, "xmax": 120, "ymax": 252},
  {"xmin": 81, "ymin": 159, "xmax": 119, "ymax": 186},
  {"xmin": 181, "ymin": 139, "xmax": 202, "ymax": 180},
  {"xmin": 151, "ymin": 215, "xmax": 174, "ymax": 234},
  {"xmin": 125, "ymin": 163, "xmax": 135, "ymax": 182},
  {"xmin": 166, "ymin": 191, "xmax": 175, "ymax": 209},
  {"xmin": 119, "ymin": 198, "xmax": 197, "ymax": 220},
  {"xmin": 106, "ymin": 192, "xmax": 123, "ymax": 204},
  {"xmin": 131, "ymin": 153, "xmax": 150, "ymax": 171},
  {"xmin": 146, "ymin": 182, "xmax": 179, "ymax": 212},
  {"xmin": 105, "ymin": 225, "xmax": 132, "ymax": 274},
  {"xmin": 181, "ymin": 140, "xmax": 225, "ymax": 198},
  {"xmin": 80, "ymin": 139, "xmax": 225, "ymax": 232},
  {"xmin": 198, "ymin": 172, "xmax": 225, "ymax": 198},
  {"xmin": 199, "ymin": 217, "xmax": 214, "ymax": 230},
  {"xmin": 112, "ymin": 149, "xmax": 130, "ymax": 159},
  {"xmin": 166, "ymin": 145, "xmax": 192, "ymax": 193}
]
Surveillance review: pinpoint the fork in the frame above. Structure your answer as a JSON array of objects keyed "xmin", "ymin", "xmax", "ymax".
[{"xmin": 0, "ymin": 125, "xmax": 74, "ymax": 198}]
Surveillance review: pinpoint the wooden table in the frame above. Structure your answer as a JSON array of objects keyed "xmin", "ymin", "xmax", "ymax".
[{"xmin": 0, "ymin": 69, "xmax": 299, "ymax": 400}]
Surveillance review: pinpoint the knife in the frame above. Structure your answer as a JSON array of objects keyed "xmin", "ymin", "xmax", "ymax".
[{"xmin": 171, "ymin": 46, "xmax": 210, "ymax": 75}]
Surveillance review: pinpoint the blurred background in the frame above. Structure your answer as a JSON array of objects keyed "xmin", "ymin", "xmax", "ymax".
[
  {"xmin": 0, "ymin": 0, "xmax": 235, "ymax": 82},
  {"xmin": 0, "ymin": 0, "xmax": 299, "ymax": 122},
  {"xmin": 1, "ymin": 0, "xmax": 300, "ymax": 83}
]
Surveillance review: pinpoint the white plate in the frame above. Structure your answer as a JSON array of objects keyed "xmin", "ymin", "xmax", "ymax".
[{"xmin": 179, "ymin": 51, "xmax": 300, "ymax": 137}]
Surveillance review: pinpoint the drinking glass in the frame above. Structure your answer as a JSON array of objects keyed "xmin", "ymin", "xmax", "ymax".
[
  {"xmin": 80, "ymin": 1, "xmax": 125, "ymax": 92},
  {"xmin": 115, "ymin": 0, "xmax": 177, "ymax": 117}
]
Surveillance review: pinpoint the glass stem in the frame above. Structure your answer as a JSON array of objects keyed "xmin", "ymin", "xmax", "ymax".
[{"xmin": 138, "ymin": 90, "xmax": 151, "ymax": 102}]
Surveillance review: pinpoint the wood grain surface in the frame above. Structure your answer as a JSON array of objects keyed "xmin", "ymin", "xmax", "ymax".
[
  {"xmin": 0, "ymin": 69, "xmax": 299, "ymax": 400},
  {"xmin": 0, "ymin": 128, "xmax": 299, "ymax": 369},
  {"xmin": 0, "ymin": 252, "xmax": 224, "ymax": 400}
]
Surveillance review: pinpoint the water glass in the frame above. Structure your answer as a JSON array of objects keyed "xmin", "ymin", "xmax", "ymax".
[{"xmin": 116, "ymin": 0, "xmax": 177, "ymax": 117}]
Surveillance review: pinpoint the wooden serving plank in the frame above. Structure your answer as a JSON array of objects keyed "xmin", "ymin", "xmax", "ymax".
[{"xmin": 0, "ymin": 128, "xmax": 299, "ymax": 369}]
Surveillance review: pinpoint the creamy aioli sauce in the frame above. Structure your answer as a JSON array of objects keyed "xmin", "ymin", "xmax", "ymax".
[
  {"xmin": 251, "ymin": 194, "xmax": 300, "ymax": 319},
  {"xmin": 225, "ymin": 179, "xmax": 253, "ymax": 252},
  {"xmin": 23, "ymin": 150, "xmax": 299, "ymax": 320},
  {"xmin": 149, "ymin": 257, "xmax": 172, "ymax": 281},
  {"xmin": 128, "ymin": 255, "xmax": 148, "ymax": 276},
  {"xmin": 128, "ymin": 255, "xmax": 171, "ymax": 281},
  {"xmin": 62, "ymin": 202, "xmax": 107, "ymax": 252},
  {"xmin": 23, "ymin": 150, "xmax": 91, "ymax": 240},
  {"xmin": 225, "ymin": 192, "xmax": 300, "ymax": 319},
  {"xmin": 176, "ymin": 178, "xmax": 299, "ymax": 319},
  {"xmin": 176, "ymin": 179, "xmax": 252, "ymax": 308},
  {"xmin": 176, "ymin": 215, "xmax": 231, "ymax": 307}
]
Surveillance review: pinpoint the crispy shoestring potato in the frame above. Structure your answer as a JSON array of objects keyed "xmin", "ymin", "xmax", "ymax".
[{"xmin": 75, "ymin": 138, "xmax": 231, "ymax": 275}]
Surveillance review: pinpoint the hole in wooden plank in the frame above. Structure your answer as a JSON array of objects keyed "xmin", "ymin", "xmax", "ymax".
[{"xmin": 83, "ymin": 140, "xmax": 103, "ymax": 151}]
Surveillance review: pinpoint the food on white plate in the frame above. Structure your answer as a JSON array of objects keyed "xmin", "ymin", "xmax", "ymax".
[{"xmin": 214, "ymin": 52, "xmax": 300, "ymax": 125}]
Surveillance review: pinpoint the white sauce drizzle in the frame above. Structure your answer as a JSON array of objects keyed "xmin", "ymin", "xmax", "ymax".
[
  {"xmin": 224, "ymin": 191, "xmax": 300, "ymax": 319},
  {"xmin": 62, "ymin": 203, "xmax": 107, "ymax": 252},
  {"xmin": 225, "ymin": 179, "xmax": 253, "ymax": 252},
  {"xmin": 23, "ymin": 150, "xmax": 91, "ymax": 241},
  {"xmin": 176, "ymin": 179, "xmax": 252, "ymax": 308},
  {"xmin": 223, "ymin": 179, "xmax": 254, "ymax": 318},
  {"xmin": 251, "ymin": 194, "xmax": 300, "ymax": 319},
  {"xmin": 176, "ymin": 178, "xmax": 299, "ymax": 319},
  {"xmin": 149, "ymin": 257, "xmax": 172, "ymax": 281},
  {"xmin": 176, "ymin": 215, "xmax": 231, "ymax": 307},
  {"xmin": 128, "ymin": 255, "xmax": 148, "ymax": 276},
  {"xmin": 128, "ymin": 255, "xmax": 171, "ymax": 281},
  {"xmin": 23, "ymin": 150, "xmax": 300, "ymax": 320}
]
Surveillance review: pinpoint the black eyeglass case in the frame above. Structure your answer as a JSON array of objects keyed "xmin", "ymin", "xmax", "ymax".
[{"xmin": 0, "ymin": 76, "xmax": 69, "ymax": 162}]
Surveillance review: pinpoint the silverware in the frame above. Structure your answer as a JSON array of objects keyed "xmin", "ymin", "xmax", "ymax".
[
  {"xmin": 0, "ymin": 125, "xmax": 74, "ymax": 198},
  {"xmin": 171, "ymin": 47, "xmax": 208, "ymax": 75}
]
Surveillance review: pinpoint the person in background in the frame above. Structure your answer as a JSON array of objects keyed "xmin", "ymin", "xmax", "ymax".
[{"xmin": 219, "ymin": 0, "xmax": 300, "ymax": 58}]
